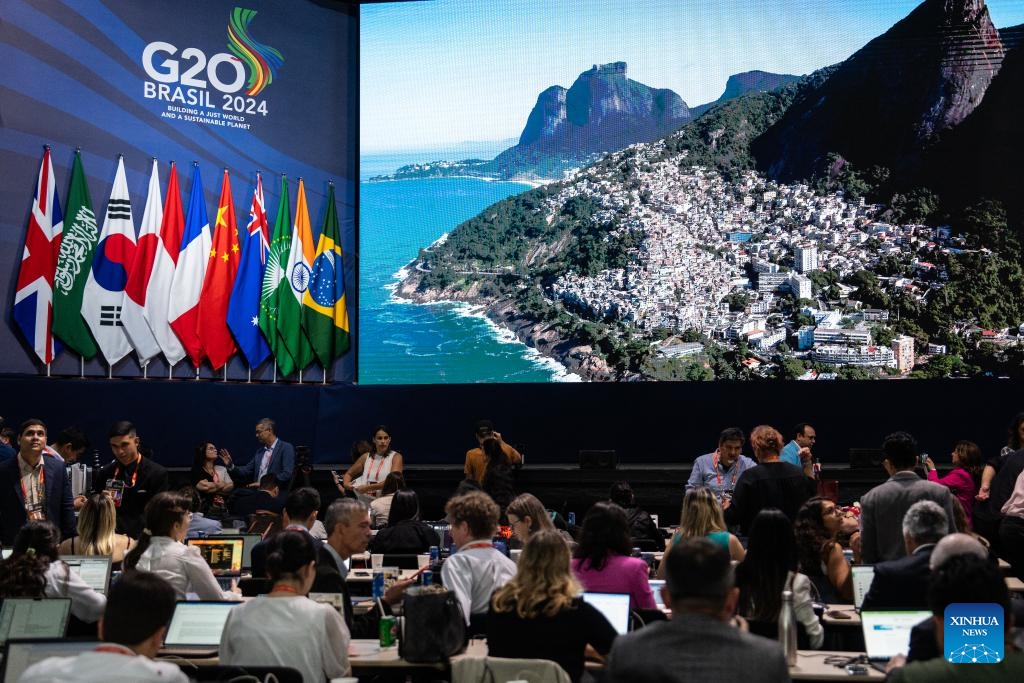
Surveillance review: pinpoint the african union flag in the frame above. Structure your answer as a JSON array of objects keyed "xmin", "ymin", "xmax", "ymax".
[{"xmin": 301, "ymin": 182, "xmax": 349, "ymax": 368}]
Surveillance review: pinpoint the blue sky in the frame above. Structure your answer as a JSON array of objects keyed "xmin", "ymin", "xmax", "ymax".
[{"xmin": 361, "ymin": 0, "xmax": 1024, "ymax": 153}]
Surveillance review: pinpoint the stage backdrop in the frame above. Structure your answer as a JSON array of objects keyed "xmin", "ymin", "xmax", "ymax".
[{"xmin": 0, "ymin": 0, "xmax": 356, "ymax": 382}]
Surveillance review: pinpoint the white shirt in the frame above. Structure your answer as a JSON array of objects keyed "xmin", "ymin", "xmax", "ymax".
[
  {"xmin": 44, "ymin": 561, "xmax": 106, "ymax": 623},
  {"xmin": 440, "ymin": 540, "xmax": 517, "ymax": 624},
  {"xmin": 220, "ymin": 596, "xmax": 350, "ymax": 683},
  {"xmin": 134, "ymin": 536, "xmax": 240, "ymax": 601},
  {"xmin": 370, "ymin": 493, "xmax": 395, "ymax": 528},
  {"xmin": 257, "ymin": 439, "xmax": 278, "ymax": 481},
  {"xmin": 18, "ymin": 645, "xmax": 188, "ymax": 682}
]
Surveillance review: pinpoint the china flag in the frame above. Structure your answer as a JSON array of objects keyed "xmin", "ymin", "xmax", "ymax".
[{"xmin": 197, "ymin": 169, "xmax": 241, "ymax": 370}]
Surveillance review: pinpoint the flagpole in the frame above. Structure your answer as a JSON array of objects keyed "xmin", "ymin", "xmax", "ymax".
[
  {"xmin": 80, "ymin": 357, "xmax": 84, "ymax": 378},
  {"xmin": 273, "ymin": 361, "xmax": 277, "ymax": 383},
  {"xmin": 108, "ymin": 361, "xmax": 112, "ymax": 379},
  {"xmin": 142, "ymin": 362, "xmax": 148, "ymax": 380},
  {"xmin": 223, "ymin": 366, "xmax": 227, "ymax": 382},
  {"xmin": 45, "ymin": 362, "xmax": 51, "ymax": 378},
  {"xmin": 247, "ymin": 367, "xmax": 251, "ymax": 384},
  {"xmin": 169, "ymin": 361, "xmax": 174, "ymax": 380},
  {"xmin": 195, "ymin": 366, "xmax": 200, "ymax": 381},
  {"xmin": 298, "ymin": 366, "xmax": 302, "ymax": 384}
]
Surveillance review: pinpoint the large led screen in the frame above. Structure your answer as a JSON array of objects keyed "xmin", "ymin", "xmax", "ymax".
[{"xmin": 360, "ymin": 0, "xmax": 1024, "ymax": 384}]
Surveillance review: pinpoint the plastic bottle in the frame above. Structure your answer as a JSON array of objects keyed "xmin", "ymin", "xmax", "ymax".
[{"xmin": 779, "ymin": 589, "xmax": 798, "ymax": 666}]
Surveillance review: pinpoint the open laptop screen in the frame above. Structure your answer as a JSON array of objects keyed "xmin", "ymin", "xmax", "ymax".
[
  {"xmin": 851, "ymin": 565, "xmax": 875, "ymax": 610},
  {"xmin": 583, "ymin": 592, "xmax": 631, "ymax": 635},
  {"xmin": 0, "ymin": 599, "xmax": 72, "ymax": 646},
  {"xmin": 648, "ymin": 580, "xmax": 666, "ymax": 610},
  {"xmin": 1, "ymin": 638, "xmax": 99, "ymax": 681},
  {"xmin": 186, "ymin": 538, "xmax": 244, "ymax": 575},
  {"xmin": 62, "ymin": 556, "xmax": 113, "ymax": 595},
  {"xmin": 861, "ymin": 610, "xmax": 932, "ymax": 661},
  {"xmin": 163, "ymin": 601, "xmax": 236, "ymax": 648}
]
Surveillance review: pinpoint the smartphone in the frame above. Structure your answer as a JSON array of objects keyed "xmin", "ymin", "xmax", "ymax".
[
  {"xmin": 846, "ymin": 664, "xmax": 868, "ymax": 675},
  {"xmin": 918, "ymin": 453, "xmax": 929, "ymax": 466},
  {"xmin": 331, "ymin": 470, "xmax": 342, "ymax": 484}
]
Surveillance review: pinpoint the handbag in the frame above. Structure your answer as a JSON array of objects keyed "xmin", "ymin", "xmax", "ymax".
[{"xmin": 398, "ymin": 586, "xmax": 467, "ymax": 663}]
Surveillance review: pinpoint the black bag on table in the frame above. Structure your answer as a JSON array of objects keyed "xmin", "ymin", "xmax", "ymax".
[{"xmin": 398, "ymin": 586, "xmax": 467, "ymax": 663}]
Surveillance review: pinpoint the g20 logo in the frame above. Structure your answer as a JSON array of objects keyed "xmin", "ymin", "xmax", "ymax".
[{"xmin": 143, "ymin": 42, "xmax": 247, "ymax": 94}]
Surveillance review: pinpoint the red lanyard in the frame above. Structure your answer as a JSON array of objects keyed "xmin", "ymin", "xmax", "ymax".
[
  {"xmin": 114, "ymin": 455, "xmax": 142, "ymax": 488},
  {"xmin": 712, "ymin": 450, "xmax": 740, "ymax": 490},
  {"xmin": 367, "ymin": 452, "xmax": 390, "ymax": 483},
  {"xmin": 94, "ymin": 645, "xmax": 134, "ymax": 656},
  {"xmin": 460, "ymin": 541, "xmax": 494, "ymax": 551},
  {"xmin": 20, "ymin": 461, "xmax": 45, "ymax": 505}
]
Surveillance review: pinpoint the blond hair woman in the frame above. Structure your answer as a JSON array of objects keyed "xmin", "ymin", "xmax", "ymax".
[
  {"xmin": 657, "ymin": 487, "xmax": 744, "ymax": 578},
  {"xmin": 58, "ymin": 493, "xmax": 135, "ymax": 568},
  {"xmin": 488, "ymin": 530, "xmax": 617, "ymax": 682}
]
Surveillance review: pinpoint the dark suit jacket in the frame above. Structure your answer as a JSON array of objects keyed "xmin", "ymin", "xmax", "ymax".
[
  {"xmin": 861, "ymin": 544, "xmax": 935, "ymax": 611},
  {"xmin": 0, "ymin": 454, "xmax": 75, "ymax": 545},
  {"xmin": 232, "ymin": 439, "xmax": 295, "ymax": 487},
  {"xmin": 93, "ymin": 456, "xmax": 169, "ymax": 538}
]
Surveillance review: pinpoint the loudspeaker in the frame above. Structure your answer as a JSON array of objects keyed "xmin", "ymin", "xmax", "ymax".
[
  {"xmin": 849, "ymin": 448, "xmax": 884, "ymax": 469},
  {"xmin": 579, "ymin": 449, "xmax": 617, "ymax": 470}
]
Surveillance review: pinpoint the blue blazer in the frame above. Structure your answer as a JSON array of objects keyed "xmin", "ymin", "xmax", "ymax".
[
  {"xmin": 0, "ymin": 454, "xmax": 75, "ymax": 545},
  {"xmin": 233, "ymin": 439, "xmax": 295, "ymax": 486}
]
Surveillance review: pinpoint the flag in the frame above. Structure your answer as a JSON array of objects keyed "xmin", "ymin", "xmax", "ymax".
[
  {"xmin": 121, "ymin": 159, "xmax": 163, "ymax": 365},
  {"xmin": 144, "ymin": 162, "xmax": 187, "ymax": 365},
  {"xmin": 258, "ymin": 176, "xmax": 297, "ymax": 376},
  {"xmin": 196, "ymin": 170, "xmax": 240, "ymax": 370},
  {"xmin": 168, "ymin": 164, "xmax": 212, "ymax": 368},
  {"xmin": 227, "ymin": 173, "xmax": 271, "ymax": 367},
  {"xmin": 52, "ymin": 151, "xmax": 99, "ymax": 358},
  {"xmin": 13, "ymin": 147, "xmax": 63, "ymax": 364},
  {"xmin": 82, "ymin": 157, "xmax": 135, "ymax": 365},
  {"xmin": 276, "ymin": 178, "xmax": 315, "ymax": 373},
  {"xmin": 302, "ymin": 183, "xmax": 350, "ymax": 367}
]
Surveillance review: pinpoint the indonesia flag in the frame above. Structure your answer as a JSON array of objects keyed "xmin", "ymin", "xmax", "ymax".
[
  {"xmin": 196, "ymin": 169, "xmax": 240, "ymax": 370},
  {"xmin": 145, "ymin": 162, "xmax": 187, "ymax": 366},
  {"xmin": 121, "ymin": 159, "xmax": 163, "ymax": 365},
  {"xmin": 82, "ymin": 156, "xmax": 136, "ymax": 365},
  {"xmin": 13, "ymin": 147, "xmax": 63, "ymax": 364},
  {"xmin": 168, "ymin": 164, "xmax": 212, "ymax": 368}
]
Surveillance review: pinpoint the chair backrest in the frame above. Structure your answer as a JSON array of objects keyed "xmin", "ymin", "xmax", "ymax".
[
  {"xmin": 247, "ymin": 512, "xmax": 281, "ymax": 538},
  {"xmin": 451, "ymin": 656, "xmax": 571, "ymax": 683},
  {"xmin": 238, "ymin": 577, "xmax": 272, "ymax": 597}
]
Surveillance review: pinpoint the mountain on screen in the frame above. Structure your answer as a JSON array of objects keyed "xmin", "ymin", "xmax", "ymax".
[{"xmin": 752, "ymin": 0, "xmax": 1004, "ymax": 182}]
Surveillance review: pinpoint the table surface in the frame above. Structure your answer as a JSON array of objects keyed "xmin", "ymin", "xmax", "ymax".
[
  {"xmin": 822, "ymin": 604, "xmax": 861, "ymax": 627},
  {"xmin": 791, "ymin": 651, "xmax": 885, "ymax": 681}
]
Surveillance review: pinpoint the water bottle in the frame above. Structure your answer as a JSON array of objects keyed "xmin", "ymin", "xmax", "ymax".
[{"xmin": 779, "ymin": 589, "xmax": 798, "ymax": 666}]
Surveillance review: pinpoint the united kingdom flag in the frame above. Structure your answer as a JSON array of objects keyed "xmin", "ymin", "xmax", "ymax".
[{"xmin": 13, "ymin": 148, "xmax": 63, "ymax": 364}]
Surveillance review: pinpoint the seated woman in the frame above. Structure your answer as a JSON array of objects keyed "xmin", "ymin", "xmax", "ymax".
[
  {"xmin": 220, "ymin": 530, "xmax": 350, "ymax": 682},
  {"xmin": 0, "ymin": 520, "xmax": 105, "ymax": 624},
  {"xmin": 368, "ymin": 490, "xmax": 440, "ymax": 555},
  {"xmin": 794, "ymin": 496, "xmax": 859, "ymax": 603},
  {"xmin": 506, "ymin": 493, "xmax": 567, "ymax": 547},
  {"xmin": 657, "ymin": 487, "xmax": 743, "ymax": 578},
  {"xmin": 342, "ymin": 425, "xmax": 404, "ymax": 500},
  {"xmin": 735, "ymin": 509, "xmax": 824, "ymax": 649},
  {"xmin": 489, "ymin": 530, "xmax": 618, "ymax": 682},
  {"xmin": 571, "ymin": 502, "xmax": 657, "ymax": 611},
  {"xmin": 123, "ymin": 492, "xmax": 241, "ymax": 601},
  {"xmin": 189, "ymin": 442, "xmax": 234, "ymax": 518},
  {"xmin": 370, "ymin": 472, "xmax": 406, "ymax": 529},
  {"xmin": 58, "ymin": 493, "xmax": 135, "ymax": 568}
]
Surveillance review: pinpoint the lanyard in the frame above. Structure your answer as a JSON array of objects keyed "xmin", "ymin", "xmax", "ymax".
[
  {"xmin": 460, "ymin": 541, "xmax": 494, "ymax": 551},
  {"xmin": 114, "ymin": 455, "xmax": 142, "ymax": 488},
  {"xmin": 20, "ymin": 461, "xmax": 45, "ymax": 507},
  {"xmin": 94, "ymin": 645, "xmax": 134, "ymax": 656},
  {"xmin": 712, "ymin": 450, "xmax": 740, "ymax": 490},
  {"xmin": 367, "ymin": 452, "xmax": 390, "ymax": 483}
]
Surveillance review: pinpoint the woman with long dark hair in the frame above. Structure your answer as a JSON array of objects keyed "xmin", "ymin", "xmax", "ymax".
[
  {"xmin": 571, "ymin": 501, "xmax": 656, "ymax": 610},
  {"xmin": 368, "ymin": 490, "xmax": 439, "ymax": 554},
  {"xmin": 369, "ymin": 471, "xmax": 406, "ymax": 529},
  {"xmin": 220, "ymin": 530, "xmax": 349, "ymax": 681},
  {"xmin": 189, "ymin": 442, "xmax": 233, "ymax": 517},
  {"xmin": 481, "ymin": 437, "xmax": 515, "ymax": 514},
  {"xmin": 735, "ymin": 509, "xmax": 823, "ymax": 649},
  {"xmin": 342, "ymin": 425, "xmax": 404, "ymax": 499},
  {"xmin": 794, "ymin": 497, "xmax": 856, "ymax": 603},
  {"xmin": 924, "ymin": 440, "xmax": 982, "ymax": 529},
  {"xmin": 123, "ymin": 492, "xmax": 240, "ymax": 601},
  {"xmin": 0, "ymin": 521, "xmax": 105, "ymax": 623},
  {"xmin": 58, "ymin": 494, "xmax": 135, "ymax": 567},
  {"xmin": 489, "ymin": 530, "xmax": 617, "ymax": 681}
]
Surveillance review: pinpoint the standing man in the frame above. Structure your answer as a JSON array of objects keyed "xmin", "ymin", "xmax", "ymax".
[
  {"xmin": 859, "ymin": 431, "xmax": 957, "ymax": 564},
  {"xmin": 463, "ymin": 419, "xmax": 522, "ymax": 484},
  {"xmin": 44, "ymin": 426, "xmax": 90, "ymax": 510},
  {"xmin": 95, "ymin": 421, "xmax": 169, "ymax": 538},
  {"xmin": 222, "ymin": 418, "xmax": 294, "ymax": 491},
  {"xmin": 686, "ymin": 428, "xmax": 755, "ymax": 508},
  {"xmin": 0, "ymin": 416, "xmax": 15, "ymax": 462},
  {"xmin": 780, "ymin": 422, "xmax": 816, "ymax": 468},
  {"xmin": 0, "ymin": 419, "xmax": 75, "ymax": 545}
]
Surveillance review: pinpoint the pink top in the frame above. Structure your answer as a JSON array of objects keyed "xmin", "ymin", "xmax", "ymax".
[
  {"xmin": 571, "ymin": 553, "xmax": 656, "ymax": 610},
  {"xmin": 927, "ymin": 466, "xmax": 977, "ymax": 527}
]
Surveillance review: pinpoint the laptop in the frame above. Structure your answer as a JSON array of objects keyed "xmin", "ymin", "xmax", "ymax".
[
  {"xmin": 62, "ymin": 556, "xmax": 113, "ymax": 595},
  {"xmin": 582, "ymin": 592, "xmax": 631, "ymax": 635},
  {"xmin": 1, "ymin": 638, "xmax": 99, "ymax": 681},
  {"xmin": 861, "ymin": 610, "xmax": 932, "ymax": 663},
  {"xmin": 0, "ymin": 598, "xmax": 72, "ymax": 646},
  {"xmin": 186, "ymin": 537, "xmax": 244, "ymax": 590},
  {"xmin": 648, "ymin": 580, "xmax": 666, "ymax": 610},
  {"xmin": 851, "ymin": 565, "xmax": 875, "ymax": 610},
  {"xmin": 199, "ymin": 533, "xmax": 261, "ymax": 571},
  {"xmin": 159, "ymin": 601, "xmax": 236, "ymax": 657}
]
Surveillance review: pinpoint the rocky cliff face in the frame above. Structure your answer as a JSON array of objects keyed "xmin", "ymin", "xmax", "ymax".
[
  {"xmin": 689, "ymin": 70, "xmax": 801, "ymax": 118},
  {"xmin": 752, "ymin": 0, "xmax": 1004, "ymax": 182}
]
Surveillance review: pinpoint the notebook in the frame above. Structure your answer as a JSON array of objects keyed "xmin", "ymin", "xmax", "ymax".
[
  {"xmin": 0, "ymin": 638, "xmax": 99, "ymax": 681},
  {"xmin": 0, "ymin": 598, "xmax": 72, "ymax": 646},
  {"xmin": 582, "ymin": 592, "xmax": 631, "ymax": 635},
  {"xmin": 186, "ymin": 537, "xmax": 244, "ymax": 589},
  {"xmin": 62, "ymin": 556, "xmax": 113, "ymax": 595},
  {"xmin": 851, "ymin": 565, "xmax": 875, "ymax": 610},
  {"xmin": 861, "ymin": 610, "xmax": 932, "ymax": 662},
  {"xmin": 159, "ymin": 601, "xmax": 236, "ymax": 657}
]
